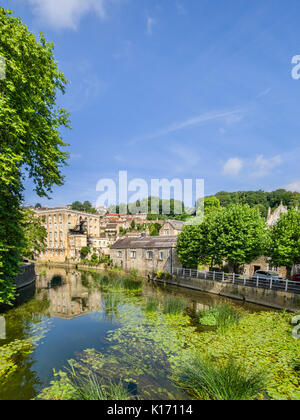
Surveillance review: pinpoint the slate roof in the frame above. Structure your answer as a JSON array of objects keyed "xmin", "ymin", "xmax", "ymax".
[{"xmin": 110, "ymin": 236, "xmax": 178, "ymax": 250}]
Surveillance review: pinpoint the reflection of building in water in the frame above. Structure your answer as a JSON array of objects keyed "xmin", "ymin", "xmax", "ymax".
[{"xmin": 36, "ymin": 269, "xmax": 101, "ymax": 319}]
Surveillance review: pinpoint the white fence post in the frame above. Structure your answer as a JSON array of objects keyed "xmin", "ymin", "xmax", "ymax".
[
  {"xmin": 222, "ymin": 272, "xmax": 225, "ymax": 282},
  {"xmin": 256, "ymin": 276, "xmax": 259, "ymax": 288},
  {"xmin": 285, "ymin": 280, "xmax": 288, "ymax": 292},
  {"xmin": 270, "ymin": 278, "xmax": 273, "ymax": 290},
  {"xmin": 213, "ymin": 272, "xmax": 216, "ymax": 281},
  {"xmin": 244, "ymin": 275, "xmax": 246, "ymax": 286}
]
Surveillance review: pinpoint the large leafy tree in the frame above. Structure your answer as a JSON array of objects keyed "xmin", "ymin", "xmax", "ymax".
[
  {"xmin": 177, "ymin": 205, "xmax": 267, "ymax": 272},
  {"xmin": 268, "ymin": 209, "xmax": 300, "ymax": 278},
  {"xmin": 22, "ymin": 209, "xmax": 47, "ymax": 261},
  {"xmin": 0, "ymin": 8, "xmax": 70, "ymax": 304}
]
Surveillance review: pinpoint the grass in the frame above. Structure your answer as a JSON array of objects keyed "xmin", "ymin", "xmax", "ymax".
[
  {"xmin": 94, "ymin": 272, "xmax": 142, "ymax": 292},
  {"xmin": 68, "ymin": 371, "xmax": 131, "ymax": 400},
  {"xmin": 163, "ymin": 296, "xmax": 186, "ymax": 315},
  {"xmin": 175, "ymin": 356, "xmax": 266, "ymax": 400},
  {"xmin": 199, "ymin": 303, "xmax": 243, "ymax": 332},
  {"xmin": 145, "ymin": 297, "xmax": 159, "ymax": 313}
]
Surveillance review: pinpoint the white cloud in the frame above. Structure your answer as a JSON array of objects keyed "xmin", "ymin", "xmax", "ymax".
[
  {"xmin": 27, "ymin": 0, "xmax": 108, "ymax": 29},
  {"xmin": 285, "ymin": 180, "xmax": 300, "ymax": 193},
  {"xmin": 223, "ymin": 158, "xmax": 243, "ymax": 176},
  {"xmin": 146, "ymin": 17, "xmax": 156, "ymax": 35},
  {"xmin": 252, "ymin": 154, "xmax": 282, "ymax": 178},
  {"xmin": 130, "ymin": 109, "xmax": 243, "ymax": 144}
]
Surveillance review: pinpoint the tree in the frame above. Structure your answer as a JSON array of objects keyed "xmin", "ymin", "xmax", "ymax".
[
  {"xmin": 22, "ymin": 209, "xmax": 47, "ymax": 260},
  {"xmin": 204, "ymin": 196, "xmax": 221, "ymax": 214},
  {"xmin": 0, "ymin": 8, "xmax": 70, "ymax": 304},
  {"xmin": 177, "ymin": 205, "xmax": 267, "ymax": 272},
  {"xmin": 130, "ymin": 220, "xmax": 136, "ymax": 230},
  {"xmin": 71, "ymin": 201, "xmax": 98, "ymax": 214},
  {"xmin": 268, "ymin": 209, "xmax": 300, "ymax": 278},
  {"xmin": 176, "ymin": 225, "xmax": 206, "ymax": 269},
  {"xmin": 80, "ymin": 246, "xmax": 90, "ymax": 260}
]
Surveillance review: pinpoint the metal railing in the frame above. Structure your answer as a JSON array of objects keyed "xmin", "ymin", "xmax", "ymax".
[{"xmin": 172, "ymin": 268, "xmax": 300, "ymax": 294}]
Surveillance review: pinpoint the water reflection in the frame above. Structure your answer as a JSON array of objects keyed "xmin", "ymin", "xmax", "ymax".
[{"xmin": 36, "ymin": 268, "xmax": 102, "ymax": 319}]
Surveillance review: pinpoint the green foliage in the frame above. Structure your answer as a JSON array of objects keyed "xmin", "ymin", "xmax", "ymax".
[
  {"xmin": 22, "ymin": 208, "xmax": 47, "ymax": 260},
  {"xmin": 177, "ymin": 204, "xmax": 267, "ymax": 271},
  {"xmin": 80, "ymin": 246, "xmax": 90, "ymax": 260},
  {"xmin": 211, "ymin": 189, "xmax": 300, "ymax": 217},
  {"xmin": 0, "ymin": 340, "xmax": 32, "ymax": 380},
  {"xmin": 192, "ymin": 311, "xmax": 300, "ymax": 400},
  {"xmin": 174, "ymin": 357, "xmax": 266, "ymax": 400},
  {"xmin": 71, "ymin": 201, "xmax": 98, "ymax": 214},
  {"xmin": 268, "ymin": 209, "xmax": 300, "ymax": 276},
  {"xmin": 163, "ymin": 296, "xmax": 186, "ymax": 315},
  {"xmin": 90, "ymin": 253, "xmax": 99, "ymax": 264},
  {"xmin": 68, "ymin": 371, "xmax": 131, "ymax": 401},
  {"xmin": 0, "ymin": 8, "xmax": 70, "ymax": 304},
  {"xmin": 198, "ymin": 303, "xmax": 243, "ymax": 332},
  {"xmin": 145, "ymin": 297, "xmax": 159, "ymax": 313},
  {"xmin": 204, "ymin": 196, "xmax": 221, "ymax": 214},
  {"xmin": 149, "ymin": 223, "xmax": 162, "ymax": 236}
]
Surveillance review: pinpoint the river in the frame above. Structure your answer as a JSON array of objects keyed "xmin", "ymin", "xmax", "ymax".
[{"xmin": 0, "ymin": 266, "xmax": 271, "ymax": 400}]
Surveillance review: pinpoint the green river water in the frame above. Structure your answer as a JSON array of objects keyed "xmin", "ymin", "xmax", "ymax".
[{"xmin": 0, "ymin": 266, "xmax": 271, "ymax": 400}]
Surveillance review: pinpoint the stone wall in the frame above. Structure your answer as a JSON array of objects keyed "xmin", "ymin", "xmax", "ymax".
[
  {"xmin": 159, "ymin": 275, "xmax": 300, "ymax": 312},
  {"xmin": 15, "ymin": 263, "xmax": 36, "ymax": 289},
  {"xmin": 110, "ymin": 247, "xmax": 181, "ymax": 276}
]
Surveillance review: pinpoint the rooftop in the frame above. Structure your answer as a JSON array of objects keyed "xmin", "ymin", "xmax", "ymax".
[{"xmin": 110, "ymin": 235, "xmax": 178, "ymax": 250}]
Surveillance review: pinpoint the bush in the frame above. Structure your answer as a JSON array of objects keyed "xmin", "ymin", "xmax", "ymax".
[{"xmin": 175, "ymin": 356, "xmax": 266, "ymax": 400}]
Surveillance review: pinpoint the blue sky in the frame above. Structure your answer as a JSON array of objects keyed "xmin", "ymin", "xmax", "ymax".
[{"xmin": 4, "ymin": 0, "xmax": 300, "ymax": 206}]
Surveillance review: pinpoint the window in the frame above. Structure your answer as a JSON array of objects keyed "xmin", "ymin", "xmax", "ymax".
[
  {"xmin": 130, "ymin": 251, "xmax": 136, "ymax": 259},
  {"xmin": 164, "ymin": 229, "xmax": 170, "ymax": 236},
  {"xmin": 159, "ymin": 251, "xmax": 164, "ymax": 260},
  {"xmin": 146, "ymin": 251, "xmax": 153, "ymax": 260},
  {"xmin": 268, "ymin": 265, "xmax": 278, "ymax": 273},
  {"xmin": 118, "ymin": 251, "xmax": 122, "ymax": 258}
]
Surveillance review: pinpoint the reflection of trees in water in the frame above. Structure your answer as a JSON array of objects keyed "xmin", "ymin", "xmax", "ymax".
[
  {"xmin": 0, "ymin": 296, "xmax": 51, "ymax": 400},
  {"xmin": 0, "ymin": 351, "xmax": 42, "ymax": 400}
]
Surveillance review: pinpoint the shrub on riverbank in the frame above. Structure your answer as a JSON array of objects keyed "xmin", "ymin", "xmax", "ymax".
[{"xmin": 174, "ymin": 357, "xmax": 266, "ymax": 400}]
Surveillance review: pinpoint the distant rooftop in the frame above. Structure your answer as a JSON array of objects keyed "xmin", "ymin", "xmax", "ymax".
[{"xmin": 110, "ymin": 235, "xmax": 178, "ymax": 249}]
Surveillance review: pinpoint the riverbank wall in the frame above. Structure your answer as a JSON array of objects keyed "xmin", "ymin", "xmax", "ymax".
[
  {"xmin": 156, "ymin": 274, "xmax": 300, "ymax": 312},
  {"xmin": 15, "ymin": 263, "xmax": 36, "ymax": 289},
  {"xmin": 35, "ymin": 262, "xmax": 300, "ymax": 311}
]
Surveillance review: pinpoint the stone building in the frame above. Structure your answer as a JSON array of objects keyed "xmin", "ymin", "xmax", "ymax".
[
  {"xmin": 110, "ymin": 234, "xmax": 181, "ymax": 275},
  {"xmin": 35, "ymin": 208, "xmax": 110, "ymax": 263},
  {"xmin": 243, "ymin": 256, "xmax": 287, "ymax": 278},
  {"xmin": 159, "ymin": 220, "xmax": 185, "ymax": 236},
  {"xmin": 36, "ymin": 268, "xmax": 102, "ymax": 319},
  {"xmin": 266, "ymin": 202, "xmax": 288, "ymax": 227}
]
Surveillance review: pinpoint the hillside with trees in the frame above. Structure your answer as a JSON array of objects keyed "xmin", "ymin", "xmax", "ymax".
[{"xmin": 207, "ymin": 189, "xmax": 300, "ymax": 217}]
